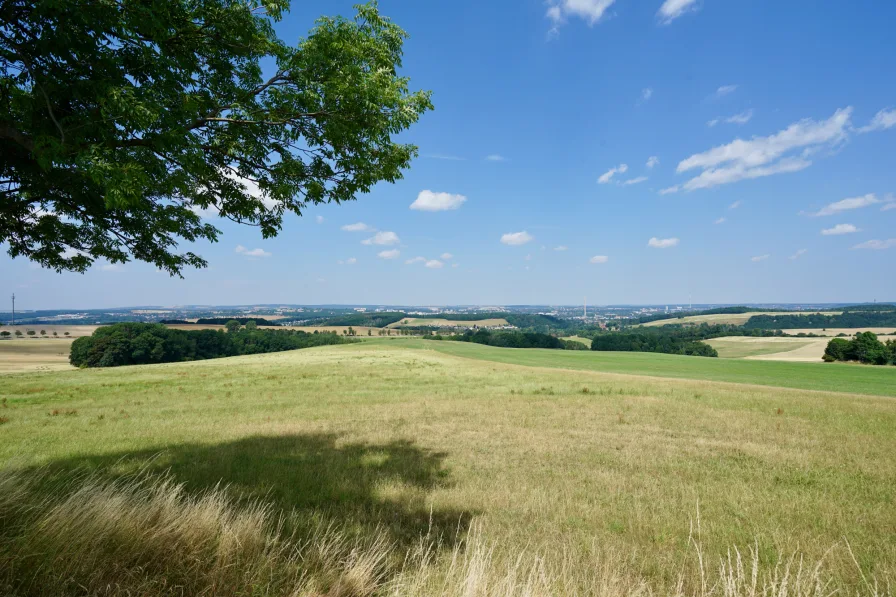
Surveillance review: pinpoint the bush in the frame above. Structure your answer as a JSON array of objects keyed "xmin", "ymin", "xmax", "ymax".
[{"xmin": 823, "ymin": 333, "xmax": 893, "ymax": 366}]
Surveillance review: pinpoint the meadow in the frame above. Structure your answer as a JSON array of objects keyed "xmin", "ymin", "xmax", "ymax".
[
  {"xmin": 1, "ymin": 339, "xmax": 895, "ymax": 595},
  {"xmin": 641, "ymin": 311, "xmax": 841, "ymax": 327},
  {"xmin": 705, "ymin": 336, "xmax": 828, "ymax": 361},
  {"xmin": 388, "ymin": 318, "xmax": 510, "ymax": 328}
]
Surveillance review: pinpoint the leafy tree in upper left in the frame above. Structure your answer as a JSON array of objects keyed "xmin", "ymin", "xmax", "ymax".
[{"xmin": 0, "ymin": 0, "xmax": 432, "ymax": 275}]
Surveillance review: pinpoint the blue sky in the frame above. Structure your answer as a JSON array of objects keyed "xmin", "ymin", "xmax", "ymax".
[{"xmin": 5, "ymin": 0, "xmax": 896, "ymax": 309}]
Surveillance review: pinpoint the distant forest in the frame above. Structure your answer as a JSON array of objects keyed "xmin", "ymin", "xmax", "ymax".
[
  {"xmin": 745, "ymin": 309, "xmax": 896, "ymax": 330},
  {"xmin": 70, "ymin": 323, "xmax": 351, "ymax": 368},
  {"xmin": 424, "ymin": 329, "xmax": 585, "ymax": 350}
]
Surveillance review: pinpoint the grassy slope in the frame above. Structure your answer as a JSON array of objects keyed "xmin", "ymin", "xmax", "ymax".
[
  {"xmin": 705, "ymin": 336, "xmax": 818, "ymax": 359},
  {"xmin": 388, "ymin": 318, "xmax": 509, "ymax": 328},
  {"xmin": 641, "ymin": 311, "xmax": 840, "ymax": 327},
  {"xmin": 1, "ymin": 340, "xmax": 895, "ymax": 592},
  {"xmin": 409, "ymin": 338, "xmax": 896, "ymax": 397}
]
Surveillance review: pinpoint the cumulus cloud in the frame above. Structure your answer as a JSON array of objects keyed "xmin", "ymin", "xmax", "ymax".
[
  {"xmin": 485, "ymin": 154, "xmax": 507, "ymax": 162},
  {"xmin": 882, "ymin": 202, "xmax": 896, "ymax": 212},
  {"xmin": 410, "ymin": 190, "xmax": 467, "ymax": 211},
  {"xmin": 338, "ymin": 257, "xmax": 357, "ymax": 265},
  {"xmin": 405, "ymin": 256, "xmax": 426, "ymax": 264},
  {"xmin": 235, "ymin": 245, "xmax": 271, "ymax": 258},
  {"xmin": 341, "ymin": 222, "xmax": 372, "ymax": 232},
  {"xmin": 554, "ymin": 245, "xmax": 568, "ymax": 251},
  {"xmin": 659, "ymin": 186, "xmax": 679, "ymax": 195},
  {"xmin": 714, "ymin": 217, "xmax": 726, "ymax": 225},
  {"xmin": 751, "ymin": 254, "xmax": 770, "ymax": 262},
  {"xmin": 810, "ymin": 193, "xmax": 880, "ymax": 217},
  {"xmin": 658, "ymin": 0, "xmax": 700, "ymax": 24},
  {"xmin": 362, "ymin": 231, "xmax": 400, "ymax": 246},
  {"xmin": 708, "ymin": 109, "xmax": 753, "ymax": 127},
  {"xmin": 821, "ymin": 223, "xmax": 859, "ymax": 236},
  {"xmin": 648, "ymin": 237, "xmax": 679, "ymax": 249},
  {"xmin": 440, "ymin": 253, "xmax": 453, "ymax": 260},
  {"xmin": 501, "ymin": 231, "xmax": 534, "ymax": 246},
  {"xmin": 789, "ymin": 249, "xmax": 808, "ymax": 260},
  {"xmin": 546, "ymin": 0, "xmax": 616, "ymax": 28},
  {"xmin": 715, "ymin": 84, "xmax": 738, "ymax": 98},
  {"xmin": 598, "ymin": 164, "xmax": 628, "ymax": 184},
  {"xmin": 858, "ymin": 108, "xmax": 896, "ymax": 133},
  {"xmin": 425, "ymin": 260, "xmax": 444, "ymax": 269},
  {"xmin": 622, "ymin": 176, "xmax": 648, "ymax": 186},
  {"xmin": 675, "ymin": 108, "xmax": 853, "ymax": 191},
  {"xmin": 646, "ymin": 156, "xmax": 660, "ymax": 169},
  {"xmin": 729, "ymin": 200, "xmax": 742, "ymax": 209},
  {"xmin": 315, "ymin": 215, "xmax": 324, "ymax": 224},
  {"xmin": 101, "ymin": 263, "xmax": 125, "ymax": 272},
  {"xmin": 852, "ymin": 239, "xmax": 896, "ymax": 250},
  {"xmin": 378, "ymin": 249, "xmax": 400, "ymax": 259},
  {"xmin": 590, "ymin": 255, "xmax": 609, "ymax": 264}
]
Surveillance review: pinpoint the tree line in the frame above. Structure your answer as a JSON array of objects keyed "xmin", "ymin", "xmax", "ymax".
[
  {"xmin": 823, "ymin": 332, "xmax": 896, "ymax": 366},
  {"xmin": 591, "ymin": 334, "xmax": 718, "ymax": 357},
  {"xmin": 424, "ymin": 329, "xmax": 585, "ymax": 350},
  {"xmin": 69, "ymin": 323, "xmax": 352, "ymax": 368},
  {"xmin": 745, "ymin": 309, "xmax": 896, "ymax": 330}
]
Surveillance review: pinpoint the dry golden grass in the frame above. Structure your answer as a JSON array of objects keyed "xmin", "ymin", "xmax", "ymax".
[
  {"xmin": 642, "ymin": 312, "xmax": 841, "ymax": 327},
  {"xmin": 0, "ymin": 339, "xmax": 75, "ymax": 373},
  {"xmin": 782, "ymin": 328, "xmax": 896, "ymax": 337},
  {"xmin": 388, "ymin": 318, "xmax": 510, "ymax": 329},
  {"xmin": 705, "ymin": 337, "xmax": 828, "ymax": 361}
]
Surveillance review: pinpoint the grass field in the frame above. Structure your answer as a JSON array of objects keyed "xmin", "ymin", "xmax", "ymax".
[
  {"xmin": 706, "ymin": 336, "xmax": 824, "ymax": 360},
  {"xmin": 388, "ymin": 318, "xmax": 510, "ymax": 328},
  {"xmin": 641, "ymin": 311, "xmax": 840, "ymax": 327},
  {"xmin": 1, "ymin": 339, "xmax": 895, "ymax": 595},
  {"xmin": 783, "ymin": 328, "xmax": 896, "ymax": 337},
  {"xmin": 1, "ymin": 324, "xmax": 99, "ymax": 337},
  {"xmin": 562, "ymin": 335, "xmax": 593, "ymax": 346},
  {"xmin": 0, "ymin": 339, "xmax": 75, "ymax": 373}
]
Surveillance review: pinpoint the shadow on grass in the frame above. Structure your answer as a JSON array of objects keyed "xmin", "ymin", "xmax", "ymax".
[{"xmin": 32, "ymin": 433, "xmax": 473, "ymax": 551}]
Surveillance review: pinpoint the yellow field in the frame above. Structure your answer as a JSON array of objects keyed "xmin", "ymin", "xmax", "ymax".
[
  {"xmin": 1, "ymin": 324, "xmax": 99, "ymax": 338},
  {"xmin": 642, "ymin": 311, "xmax": 840, "ymax": 327},
  {"xmin": 561, "ymin": 336, "xmax": 592, "ymax": 346},
  {"xmin": 0, "ymin": 339, "xmax": 75, "ymax": 373},
  {"xmin": 706, "ymin": 336, "xmax": 829, "ymax": 362},
  {"xmin": 388, "ymin": 318, "xmax": 510, "ymax": 328}
]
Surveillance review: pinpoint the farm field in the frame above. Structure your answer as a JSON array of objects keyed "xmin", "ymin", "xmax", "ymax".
[
  {"xmin": 0, "ymin": 324, "xmax": 99, "ymax": 338},
  {"xmin": 388, "ymin": 317, "xmax": 510, "ymax": 328},
  {"xmin": 705, "ymin": 336, "xmax": 827, "ymax": 360},
  {"xmin": 0, "ymin": 339, "xmax": 75, "ymax": 373},
  {"xmin": 641, "ymin": 311, "xmax": 840, "ymax": 327},
  {"xmin": 1, "ymin": 340, "xmax": 894, "ymax": 595},
  {"xmin": 562, "ymin": 335, "xmax": 593, "ymax": 346}
]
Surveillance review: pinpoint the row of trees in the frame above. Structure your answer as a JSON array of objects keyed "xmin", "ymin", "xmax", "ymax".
[
  {"xmin": 0, "ymin": 330, "xmax": 70, "ymax": 338},
  {"xmin": 591, "ymin": 334, "xmax": 718, "ymax": 357},
  {"xmin": 745, "ymin": 309, "xmax": 896, "ymax": 330},
  {"xmin": 424, "ymin": 329, "xmax": 584, "ymax": 350},
  {"xmin": 70, "ymin": 323, "xmax": 351, "ymax": 368},
  {"xmin": 823, "ymin": 333, "xmax": 896, "ymax": 365}
]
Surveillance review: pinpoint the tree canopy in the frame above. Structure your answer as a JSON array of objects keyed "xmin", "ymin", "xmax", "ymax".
[{"xmin": 1, "ymin": 0, "xmax": 432, "ymax": 274}]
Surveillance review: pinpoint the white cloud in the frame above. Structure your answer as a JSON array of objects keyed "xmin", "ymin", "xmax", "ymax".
[
  {"xmin": 648, "ymin": 237, "xmax": 679, "ymax": 249},
  {"xmin": 235, "ymin": 245, "xmax": 271, "ymax": 258},
  {"xmin": 751, "ymin": 254, "xmax": 770, "ymax": 262},
  {"xmin": 852, "ymin": 239, "xmax": 896, "ymax": 250},
  {"xmin": 425, "ymin": 154, "xmax": 466, "ymax": 161},
  {"xmin": 715, "ymin": 84, "xmax": 738, "ymax": 98},
  {"xmin": 101, "ymin": 263, "xmax": 124, "ymax": 272},
  {"xmin": 641, "ymin": 88, "xmax": 653, "ymax": 103},
  {"xmin": 362, "ymin": 231, "xmax": 400, "ymax": 246},
  {"xmin": 485, "ymin": 154, "xmax": 507, "ymax": 162},
  {"xmin": 378, "ymin": 249, "xmax": 400, "ymax": 259},
  {"xmin": 622, "ymin": 176, "xmax": 648, "ymax": 186},
  {"xmin": 410, "ymin": 190, "xmax": 467, "ymax": 211},
  {"xmin": 315, "ymin": 215, "xmax": 324, "ymax": 224},
  {"xmin": 405, "ymin": 256, "xmax": 426, "ymax": 264},
  {"xmin": 821, "ymin": 223, "xmax": 859, "ymax": 236},
  {"xmin": 882, "ymin": 202, "xmax": 896, "ymax": 212},
  {"xmin": 676, "ymin": 108, "xmax": 853, "ymax": 191},
  {"xmin": 341, "ymin": 222, "xmax": 372, "ymax": 232},
  {"xmin": 598, "ymin": 163, "xmax": 628, "ymax": 184},
  {"xmin": 425, "ymin": 260, "xmax": 444, "ymax": 269},
  {"xmin": 224, "ymin": 172, "xmax": 279, "ymax": 210},
  {"xmin": 440, "ymin": 253, "xmax": 453, "ymax": 260},
  {"xmin": 658, "ymin": 0, "xmax": 700, "ymax": 24},
  {"xmin": 646, "ymin": 156, "xmax": 660, "ymax": 169},
  {"xmin": 659, "ymin": 186, "xmax": 679, "ymax": 195},
  {"xmin": 709, "ymin": 110, "xmax": 753, "ymax": 127},
  {"xmin": 789, "ymin": 249, "xmax": 808, "ymax": 260},
  {"xmin": 338, "ymin": 257, "xmax": 357, "ymax": 265},
  {"xmin": 714, "ymin": 217, "xmax": 726, "ymax": 225},
  {"xmin": 589, "ymin": 255, "xmax": 609, "ymax": 264},
  {"xmin": 554, "ymin": 245, "xmax": 568, "ymax": 251},
  {"xmin": 858, "ymin": 108, "xmax": 896, "ymax": 133},
  {"xmin": 501, "ymin": 231, "xmax": 534, "ymax": 246},
  {"xmin": 546, "ymin": 0, "xmax": 616, "ymax": 27},
  {"xmin": 729, "ymin": 200, "xmax": 742, "ymax": 209},
  {"xmin": 811, "ymin": 193, "xmax": 880, "ymax": 217}
]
